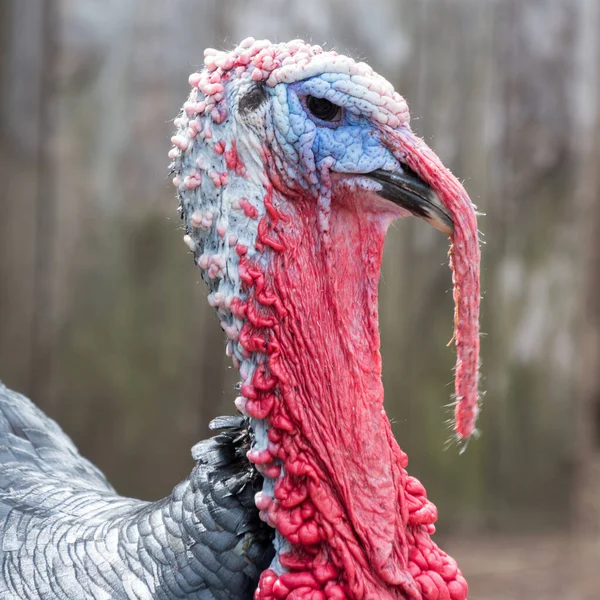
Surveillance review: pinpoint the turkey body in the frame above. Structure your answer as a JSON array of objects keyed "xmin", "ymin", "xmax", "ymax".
[{"xmin": 0, "ymin": 383, "xmax": 274, "ymax": 600}]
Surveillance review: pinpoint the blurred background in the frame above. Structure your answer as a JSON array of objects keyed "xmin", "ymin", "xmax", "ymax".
[{"xmin": 0, "ymin": 0, "xmax": 599, "ymax": 597}]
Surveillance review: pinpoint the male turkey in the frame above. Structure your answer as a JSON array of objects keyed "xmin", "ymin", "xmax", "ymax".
[{"xmin": 0, "ymin": 39, "xmax": 480, "ymax": 600}]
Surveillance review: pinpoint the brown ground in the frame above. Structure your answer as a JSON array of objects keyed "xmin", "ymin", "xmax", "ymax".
[{"xmin": 446, "ymin": 533, "xmax": 599, "ymax": 600}]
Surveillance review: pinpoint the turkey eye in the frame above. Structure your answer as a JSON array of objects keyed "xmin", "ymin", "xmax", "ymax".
[{"xmin": 306, "ymin": 96, "xmax": 341, "ymax": 122}]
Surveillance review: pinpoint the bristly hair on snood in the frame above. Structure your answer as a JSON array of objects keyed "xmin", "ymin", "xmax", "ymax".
[{"xmin": 170, "ymin": 37, "xmax": 480, "ymax": 600}]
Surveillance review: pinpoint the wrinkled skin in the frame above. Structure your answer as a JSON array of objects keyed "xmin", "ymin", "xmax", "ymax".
[{"xmin": 171, "ymin": 38, "xmax": 480, "ymax": 600}]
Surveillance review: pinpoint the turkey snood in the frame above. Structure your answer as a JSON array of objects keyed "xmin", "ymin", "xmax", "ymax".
[{"xmin": 171, "ymin": 38, "xmax": 481, "ymax": 600}]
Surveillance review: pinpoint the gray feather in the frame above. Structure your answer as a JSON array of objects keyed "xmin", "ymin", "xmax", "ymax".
[{"xmin": 0, "ymin": 383, "xmax": 273, "ymax": 599}]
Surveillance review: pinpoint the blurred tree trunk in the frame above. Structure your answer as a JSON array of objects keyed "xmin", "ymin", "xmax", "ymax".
[
  {"xmin": 0, "ymin": 0, "xmax": 58, "ymax": 400},
  {"xmin": 574, "ymin": 1, "xmax": 600, "ymax": 588},
  {"xmin": 574, "ymin": 119, "xmax": 600, "ymax": 597}
]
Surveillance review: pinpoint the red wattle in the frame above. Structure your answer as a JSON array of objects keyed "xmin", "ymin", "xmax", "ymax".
[{"xmin": 240, "ymin": 184, "xmax": 468, "ymax": 600}]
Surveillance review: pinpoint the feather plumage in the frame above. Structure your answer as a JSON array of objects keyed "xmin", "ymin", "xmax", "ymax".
[{"xmin": 0, "ymin": 383, "xmax": 273, "ymax": 599}]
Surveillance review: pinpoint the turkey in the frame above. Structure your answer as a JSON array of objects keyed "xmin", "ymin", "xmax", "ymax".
[{"xmin": 0, "ymin": 38, "xmax": 481, "ymax": 600}]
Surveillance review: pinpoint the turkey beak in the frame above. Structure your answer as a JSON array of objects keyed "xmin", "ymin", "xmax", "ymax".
[{"xmin": 368, "ymin": 167, "xmax": 454, "ymax": 235}]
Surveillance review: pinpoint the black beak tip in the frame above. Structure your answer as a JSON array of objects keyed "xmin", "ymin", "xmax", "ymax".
[{"xmin": 368, "ymin": 167, "xmax": 454, "ymax": 235}]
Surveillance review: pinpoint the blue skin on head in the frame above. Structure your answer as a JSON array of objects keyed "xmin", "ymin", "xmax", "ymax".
[{"xmin": 259, "ymin": 77, "xmax": 402, "ymax": 195}]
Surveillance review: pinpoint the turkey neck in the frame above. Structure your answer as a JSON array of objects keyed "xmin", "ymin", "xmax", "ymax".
[{"xmin": 241, "ymin": 188, "xmax": 418, "ymax": 599}]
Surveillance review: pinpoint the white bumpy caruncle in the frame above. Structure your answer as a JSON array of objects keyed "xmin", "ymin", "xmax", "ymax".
[{"xmin": 170, "ymin": 78, "xmax": 289, "ymax": 575}]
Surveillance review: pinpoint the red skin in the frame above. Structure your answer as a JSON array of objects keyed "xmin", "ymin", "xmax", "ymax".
[{"xmin": 240, "ymin": 175, "xmax": 471, "ymax": 598}]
